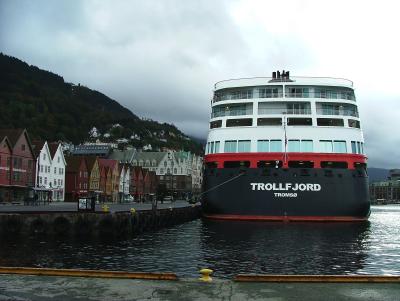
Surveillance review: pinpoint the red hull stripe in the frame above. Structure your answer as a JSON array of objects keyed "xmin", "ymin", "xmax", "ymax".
[
  {"xmin": 203, "ymin": 214, "xmax": 368, "ymax": 222},
  {"xmin": 204, "ymin": 152, "xmax": 367, "ymax": 169}
]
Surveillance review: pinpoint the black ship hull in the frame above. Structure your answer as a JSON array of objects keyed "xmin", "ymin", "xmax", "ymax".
[{"xmin": 202, "ymin": 167, "xmax": 370, "ymax": 221}]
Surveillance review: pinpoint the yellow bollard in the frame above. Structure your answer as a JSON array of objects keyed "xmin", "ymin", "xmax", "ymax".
[
  {"xmin": 199, "ymin": 268, "xmax": 213, "ymax": 282},
  {"xmin": 102, "ymin": 204, "xmax": 109, "ymax": 213},
  {"xmin": 130, "ymin": 208, "xmax": 136, "ymax": 214}
]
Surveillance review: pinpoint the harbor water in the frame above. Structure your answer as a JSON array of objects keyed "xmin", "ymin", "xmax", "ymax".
[{"xmin": 0, "ymin": 205, "xmax": 399, "ymax": 279}]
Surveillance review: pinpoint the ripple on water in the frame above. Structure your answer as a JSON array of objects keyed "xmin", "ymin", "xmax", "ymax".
[{"xmin": 0, "ymin": 206, "xmax": 399, "ymax": 278}]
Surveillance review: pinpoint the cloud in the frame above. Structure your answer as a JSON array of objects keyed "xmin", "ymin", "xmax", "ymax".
[{"xmin": 1, "ymin": 0, "xmax": 399, "ymax": 168}]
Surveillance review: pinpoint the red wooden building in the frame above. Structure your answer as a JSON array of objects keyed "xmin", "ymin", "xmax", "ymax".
[
  {"xmin": 0, "ymin": 129, "xmax": 36, "ymax": 202},
  {"xmin": 65, "ymin": 156, "xmax": 88, "ymax": 202}
]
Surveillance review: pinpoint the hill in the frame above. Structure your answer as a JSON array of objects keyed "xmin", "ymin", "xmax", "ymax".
[
  {"xmin": 368, "ymin": 168, "xmax": 390, "ymax": 183},
  {"xmin": 0, "ymin": 53, "xmax": 203, "ymax": 154}
]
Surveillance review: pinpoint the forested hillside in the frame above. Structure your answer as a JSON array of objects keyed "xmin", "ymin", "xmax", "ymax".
[{"xmin": 0, "ymin": 53, "xmax": 203, "ymax": 154}]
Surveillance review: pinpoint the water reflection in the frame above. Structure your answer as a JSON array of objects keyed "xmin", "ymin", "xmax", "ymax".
[
  {"xmin": 0, "ymin": 206, "xmax": 399, "ymax": 278},
  {"xmin": 200, "ymin": 220, "xmax": 371, "ymax": 277}
]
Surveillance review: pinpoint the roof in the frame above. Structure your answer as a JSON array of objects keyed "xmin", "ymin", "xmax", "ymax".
[
  {"xmin": 72, "ymin": 144, "xmax": 111, "ymax": 156},
  {"xmin": 31, "ymin": 140, "xmax": 46, "ymax": 154},
  {"xmin": 0, "ymin": 128, "xmax": 35, "ymax": 157},
  {"xmin": 66, "ymin": 156, "xmax": 86, "ymax": 173},
  {"xmin": 85, "ymin": 156, "xmax": 98, "ymax": 171},
  {"xmin": 132, "ymin": 152, "xmax": 167, "ymax": 164},
  {"xmin": 108, "ymin": 149, "xmax": 136, "ymax": 163},
  {"xmin": 48, "ymin": 142, "xmax": 59, "ymax": 158},
  {"xmin": 0, "ymin": 129, "xmax": 25, "ymax": 146},
  {"xmin": 98, "ymin": 158, "xmax": 118, "ymax": 170},
  {"xmin": 0, "ymin": 136, "xmax": 12, "ymax": 151}
]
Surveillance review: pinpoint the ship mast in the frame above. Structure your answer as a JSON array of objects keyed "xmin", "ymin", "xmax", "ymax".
[{"xmin": 283, "ymin": 112, "xmax": 288, "ymax": 165}]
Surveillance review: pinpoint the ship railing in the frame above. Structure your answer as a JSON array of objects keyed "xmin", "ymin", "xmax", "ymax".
[
  {"xmin": 211, "ymin": 110, "xmax": 253, "ymax": 118},
  {"xmin": 258, "ymin": 108, "xmax": 312, "ymax": 115},
  {"xmin": 213, "ymin": 91, "xmax": 355, "ymax": 103},
  {"xmin": 316, "ymin": 109, "xmax": 359, "ymax": 117}
]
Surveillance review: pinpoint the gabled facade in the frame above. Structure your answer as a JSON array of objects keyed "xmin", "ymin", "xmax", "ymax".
[
  {"xmin": 98, "ymin": 158, "xmax": 119, "ymax": 202},
  {"xmin": 85, "ymin": 156, "xmax": 101, "ymax": 196},
  {"xmin": 0, "ymin": 136, "xmax": 12, "ymax": 201},
  {"xmin": 65, "ymin": 156, "xmax": 88, "ymax": 201},
  {"xmin": 0, "ymin": 129, "xmax": 36, "ymax": 202},
  {"xmin": 118, "ymin": 164, "xmax": 130, "ymax": 201},
  {"xmin": 49, "ymin": 143, "xmax": 66, "ymax": 201}
]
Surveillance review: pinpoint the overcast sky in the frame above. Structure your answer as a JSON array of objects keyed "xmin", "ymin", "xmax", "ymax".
[{"xmin": 1, "ymin": 0, "xmax": 399, "ymax": 168}]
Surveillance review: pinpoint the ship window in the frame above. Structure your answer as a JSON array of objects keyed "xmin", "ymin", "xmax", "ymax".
[
  {"xmin": 356, "ymin": 142, "xmax": 361, "ymax": 154},
  {"xmin": 206, "ymin": 162, "xmax": 218, "ymax": 169},
  {"xmin": 321, "ymin": 161, "xmax": 348, "ymax": 169},
  {"xmin": 351, "ymin": 141, "xmax": 357, "ymax": 154},
  {"xmin": 286, "ymin": 87, "xmax": 310, "ymax": 98},
  {"xmin": 258, "ymin": 102, "xmax": 311, "ymax": 115},
  {"xmin": 354, "ymin": 162, "xmax": 367, "ymax": 170},
  {"xmin": 257, "ymin": 140, "xmax": 270, "ymax": 152},
  {"xmin": 348, "ymin": 119, "xmax": 360, "ymax": 128},
  {"xmin": 223, "ymin": 161, "xmax": 250, "ymax": 168},
  {"xmin": 212, "ymin": 103, "xmax": 253, "ymax": 118},
  {"xmin": 333, "ymin": 141, "xmax": 347, "ymax": 153},
  {"xmin": 270, "ymin": 140, "xmax": 282, "ymax": 152},
  {"xmin": 238, "ymin": 140, "xmax": 251, "ymax": 152},
  {"xmin": 210, "ymin": 120, "xmax": 222, "ymax": 129},
  {"xmin": 258, "ymin": 87, "xmax": 282, "ymax": 98},
  {"xmin": 224, "ymin": 140, "xmax": 237, "ymax": 153},
  {"xmin": 257, "ymin": 118, "xmax": 282, "ymax": 126},
  {"xmin": 257, "ymin": 160, "xmax": 282, "ymax": 168},
  {"xmin": 319, "ymin": 140, "xmax": 333, "ymax": 153},
  {"xmin": 288, "ymin": 161, "xmax": 314, "ymax": 168},
  {"xmin": 288, "ymin": 140, "xmax": 301, "ymax": 152},
  {"xmin": 288, "ymin": 118, "xmax": 312, "ymax": 126},
  {"xmin": 214, "ymin": 141, "xmax": 220, "ymax": 153},
  {"xmin": 360, "ymin": 142, "xmax": 364, "ymax": 154},
  {"xmin": 226, "ymin": 118, "xmax": 253, "ymax": 127},
  {"xmin": 210, "ymin": 142, "xmax": 215, "ymax": 154},
  {"xmin": 317, "ymin": 118, "xmax": 344, "ymax": 127},
  {"xmin": 316, "ymin": 102, "xmax": 358, "ymax": 117},
  {"xmin": 301, "ymin": 140, "xmax": 313, "ymax": 152}
]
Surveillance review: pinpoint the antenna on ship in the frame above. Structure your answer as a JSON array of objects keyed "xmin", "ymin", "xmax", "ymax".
[{"xmin": 283, "ymin": 112, "xmax": 288, "ymax": 165}]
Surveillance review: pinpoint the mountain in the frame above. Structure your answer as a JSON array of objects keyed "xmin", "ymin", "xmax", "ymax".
[
  {"xmin": 0, "ymin": 53, "xmax": 203, "ymax": 154},
  {"xmin": 368, "ymin": 168, "xmax": 390, "ymax": 183}
]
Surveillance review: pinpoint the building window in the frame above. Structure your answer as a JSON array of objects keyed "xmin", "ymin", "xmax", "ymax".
[
  {"xmin": 54, "ymin": 167, "xmax": 57, "ymax": 174},
  {"xmin": 21, "ymin": 144, "xmax": 25, "ymax": 151},
  {"xmin": 238, "ymin": 140, "xmax": 251, "ymax": 152},
  {"xmin": 270, "ymin": 140, "xmax": 282, "ymax": 152},
  {"xmin": 224, "ymin": 140, "xmax": 237, "ymax": 153},
  {"xmin": 333, "ymin": 141, "xmax": 347, "ymax": 153},
  {"xmin": 257, "ymin": 140, "xmax": 270, "ymax": 152},
  {"xmin": 44, "ymin": 177, "xmax": 47, "ymax": 185},
  {"xmin": 43, "ymin": 153, "xmax": 46, "ymax": 160},
  {"xmin": 319, "ymin": 140, "xmax": 333, "ymax": 153},
  {"xmin": 174, "ymin": 168, "xmax": 177, "ymax": 174}
]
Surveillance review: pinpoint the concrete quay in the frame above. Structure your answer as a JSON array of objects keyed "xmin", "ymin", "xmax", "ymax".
[
  {"xmin": 0, "ymin": 274, "xmax": 399, "ymax": 301},
  {"xmin": 0, "ymin": 201, "xmax": 201, "ymax": 237}
]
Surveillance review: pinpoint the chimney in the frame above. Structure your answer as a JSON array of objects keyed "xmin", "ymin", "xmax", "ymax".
[
  {"xmin": 272, "ymin": 71, "xmax": 276, "ymax": 79},
  {"xmin": 277, "ymin": 70, "xmax": 281, "ymax": 78}
]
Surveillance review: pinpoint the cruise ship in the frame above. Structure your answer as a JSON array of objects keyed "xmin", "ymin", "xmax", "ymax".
[{"xmin": 202, "ymin": 71, "xmax": 370, "ymax": 221}]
